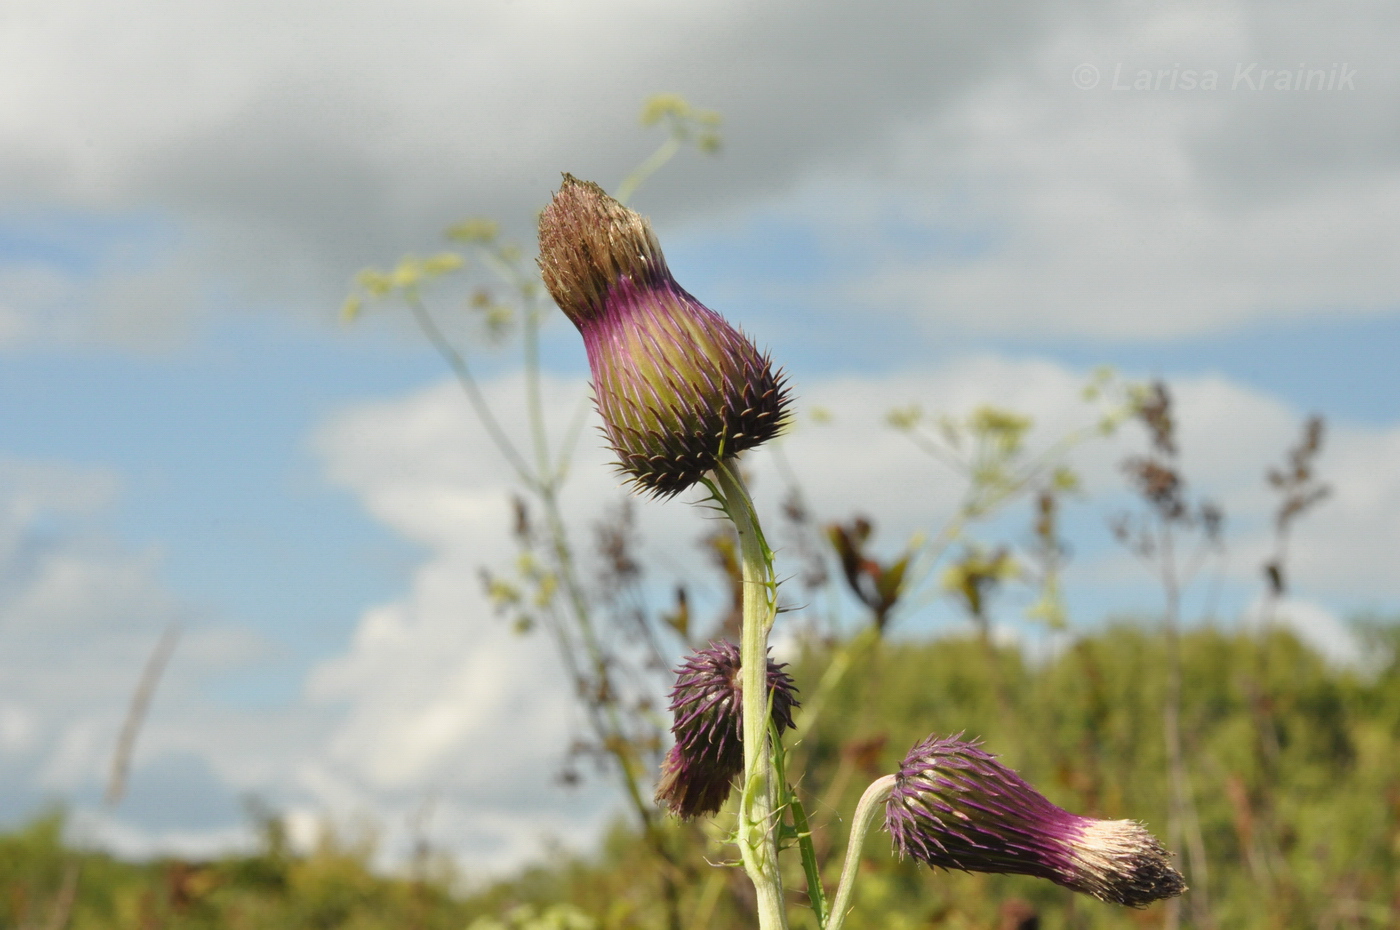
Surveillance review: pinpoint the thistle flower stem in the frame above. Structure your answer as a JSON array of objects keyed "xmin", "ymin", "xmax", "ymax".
[
  {"xmin": 827, "ymin": 775, "xmax": 896, "ymax": 930},
  {"xmin": 713, "ymin": 462, "xmax": 789, "ymax": 930}
]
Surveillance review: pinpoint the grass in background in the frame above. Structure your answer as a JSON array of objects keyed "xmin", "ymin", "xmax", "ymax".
[{"xmin": 5, "ymin": 620, "xmax": 1397, "ymax": 930}]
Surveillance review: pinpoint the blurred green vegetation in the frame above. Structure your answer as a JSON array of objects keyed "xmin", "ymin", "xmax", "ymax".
[{"xmin": 6, "ymin": 621, "xmax": 1398, "ymax": 930}]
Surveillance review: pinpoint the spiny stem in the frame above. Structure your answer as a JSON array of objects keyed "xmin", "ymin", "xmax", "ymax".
[{"xmin": 714, "ymin": 462, "xmax": 789, "ymax": 930}]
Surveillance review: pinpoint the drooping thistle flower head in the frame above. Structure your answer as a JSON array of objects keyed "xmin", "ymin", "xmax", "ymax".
[
  {"xmin": 885, "ymin": 735, "xmax": 1186, "ymax": 908},
  {"xmin": 538, "ymin": 176, "xmax": 790, "ymax": 498},
  {"xmin": 655, "ymin": 641, "xmax": 799, "ymax": 819}
]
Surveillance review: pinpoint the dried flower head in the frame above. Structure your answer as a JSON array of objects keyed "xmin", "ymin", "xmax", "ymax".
[
  {"xmin": 538, "ymin": 175, "xmax": 790, "ymax": 498},
  {"xmin": 655, "ymin": 641, "xmax": 799, "ymax": 819},
  {"xmin": 886, "ymin": 735, "xmax": 1185, "ymax": 908}
]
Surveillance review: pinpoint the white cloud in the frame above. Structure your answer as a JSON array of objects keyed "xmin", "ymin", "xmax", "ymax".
[
  {"xmin": 6, "ymin": 349, "xmax": 1398, "ymax": 873},
  {"xmin": 4, "ymin": 1, "xmax": 1397, "ymax": 345},
  {"xmin": 1242, "ymin": 596, "xmax": 1366, "ymax": 669},
  {"xmin": 0, "ymin": 704, "xmax": 37, "ymax": 753},
  {"xmin": 308, "ymin": 372, "xmax": 671, "ymax": 869},
  {"xmin": 727, "ymin": 5, "xmax": 1400, "ymax": 341},
  {"xmin": 0, "ymin": 455, "xmax": 284, "ymax": 850},
  {"xmin": 297, "ymin": 354, "xmax": 1400, "ymax": 868},
  {"xmin": 739, "ymin": 359, "xmax": 1400, "ymax": 624}
]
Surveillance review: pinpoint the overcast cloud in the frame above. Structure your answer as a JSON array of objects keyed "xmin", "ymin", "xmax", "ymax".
[{"xmin": 2, "ymin": 0, "xmax": 1398, "ymax": 345}]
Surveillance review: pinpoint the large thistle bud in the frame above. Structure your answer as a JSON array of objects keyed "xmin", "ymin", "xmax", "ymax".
[
  {"xmin": 538, "ymin": 175, "xmax": 790, "ymax": 498},
  {"xmin": 886, "ymin": 735, "xmax": 1186, "ymax": 908},
  {"xmin": 655, "ymin": 641, "xmax": 799, "ymax": 819}
]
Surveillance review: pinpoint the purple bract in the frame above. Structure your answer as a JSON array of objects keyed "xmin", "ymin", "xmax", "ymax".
[
  {"xmin": 655, "ymin": 641, "xmax": 799, "ymax": 819},
  {"xmin": 538, "ymin": 175, "xmax": 790, "ymax": 498},
  {"xmin": 886, "ymin": 734, "xmax": 1185, "ymax": 907}
]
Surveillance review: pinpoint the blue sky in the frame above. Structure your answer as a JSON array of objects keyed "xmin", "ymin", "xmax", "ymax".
[{"xmin": 2, "ymin": 0, "xmax": 1399, "ymax": 873}]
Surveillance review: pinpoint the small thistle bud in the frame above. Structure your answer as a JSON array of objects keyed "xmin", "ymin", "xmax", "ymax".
[
  {"xmin": 655, "ymin": 641, "xmax": 799, "ymax": 819},
  {"xmin": 886, "ymin": 735, "xmax": 1186, "ymax": 908},
  {"xmin": 538, "ymin": 175, "xmax": 791, "ymax": 498}
]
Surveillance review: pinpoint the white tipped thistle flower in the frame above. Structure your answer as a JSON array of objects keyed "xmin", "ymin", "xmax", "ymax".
[
  {"xmin": 885, "ymin": 735, "xmax": 1186, "ymax": 908},
  {"xmin": 538, "ymin": 175, "xmax": 791, "ymax": 498}
]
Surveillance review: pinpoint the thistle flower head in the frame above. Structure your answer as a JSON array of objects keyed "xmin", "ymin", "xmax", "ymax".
[
  {"xmin": 885, "ymin": 735, "xmax": 1185, "ymax": 908},
  {"xmin": 655, "ymin": 641, "xmax": 799, "ymax": 819},
  {"xmin": 538, "ymin": 176, "xmax": 791, "ymax": 498}
]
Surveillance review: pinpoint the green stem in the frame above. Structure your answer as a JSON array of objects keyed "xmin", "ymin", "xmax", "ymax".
[
  {"xmin": 713, "ymin": 463, "xmax": 789, "ymax": 930},
  {"xmin": 522, "ymin": 292, "xmax": 682, "ymax": 930},
  {"xmin": 406, "ymin": 295, "xmax": 536, "ymax": 488},
  {"xmin": 772, "ymin": 721, "xmax": 826, "ymax": 929},
  {"xmin": 414, "ymin": 291, "xmax": 672, "ymax": 914},
  {"xmin": 826, "ymin": 776, "xmax": 895, "ymax": 930},
  {"xmin": 615, "ymin": 137, "xmax": 681, "ymax": 206},
  {"xmin": 522, "ymin": 302, "xmax": 553, "ymax": 484},
  {"xmin": 789, "ymin": 792, "xmax": 826, "ymax": 928}
]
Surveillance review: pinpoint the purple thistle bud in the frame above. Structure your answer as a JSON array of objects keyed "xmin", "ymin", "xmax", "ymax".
[
  {"xmin": 538, "ymin": 176, "xmax": 791, "ymax": 499},
  {"xmin": 655, "ymin": 641, "xmax": 799, "ymax": 819},
  {"xmin": 885, "ymin": 735, "xmax": 1186, "ymax": 908}
]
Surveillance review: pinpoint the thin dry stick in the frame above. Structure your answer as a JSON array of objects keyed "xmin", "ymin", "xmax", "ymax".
[
  {"xmin": 45, "ymin": 623, "xmax": 181, "ymax": 930},
  {"xmin": 1160, "ymin": 524, "xmax": 1213, "ymax": 930},
  {"xmin": 42, "ymin": 861, "xmax": 81, "ymax": 930},
  {"xmin": 107, "ymin": 623, "xmax": 182, "ymax": 806}
]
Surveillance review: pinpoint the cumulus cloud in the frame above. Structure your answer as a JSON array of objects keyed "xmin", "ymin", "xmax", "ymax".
[
  {"xmin": 2, "ymin": 0, "xmax": 1397, "ymax": 345},
  {"xmin": 1241, "ymin": 596, "xmax": 1366, "ymax": 669},
  {"xmin": 0, "ymin": 455, "xmax": 315, "ymax": 860},
  {"xmin": 0, "ymin": 460, "xmax": 211, "ymax": 801},
  {"xmin": 7, "ymin": 346, "xmax": 1398, "ymax": 871},
  {"xmin": 0, "ymin": 0, "xmax": 1043, "ymax": 339},
  {"xmin": 308, "ymin": 373, "xmax": 672, "ymax": 869},
  {"xmin": 285, "ymin": 355, "xmax": 1399, "ymax": 867}
]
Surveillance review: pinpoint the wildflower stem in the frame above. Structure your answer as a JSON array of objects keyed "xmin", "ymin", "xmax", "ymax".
[
  {"xmin": 405, "ymin": 294, "xmax": 536, "ymax": 488},
  {"xmin": 771, "ymin": 720, "xmax": 826, "ymax": 928},
  {"xmin": 827, "ymin": 775, "xmax": 896, "ymax": 930},
  {"xmin": 713, "ymin": 462, "xmax": 789, "ymax": 930},
  {"xmin": 615, "ymin": 136, "xmax": 681, "ymax": 206},
  {"xmin": 522, "ymin": 299, "xmax": 553, "ymax": 485}
]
